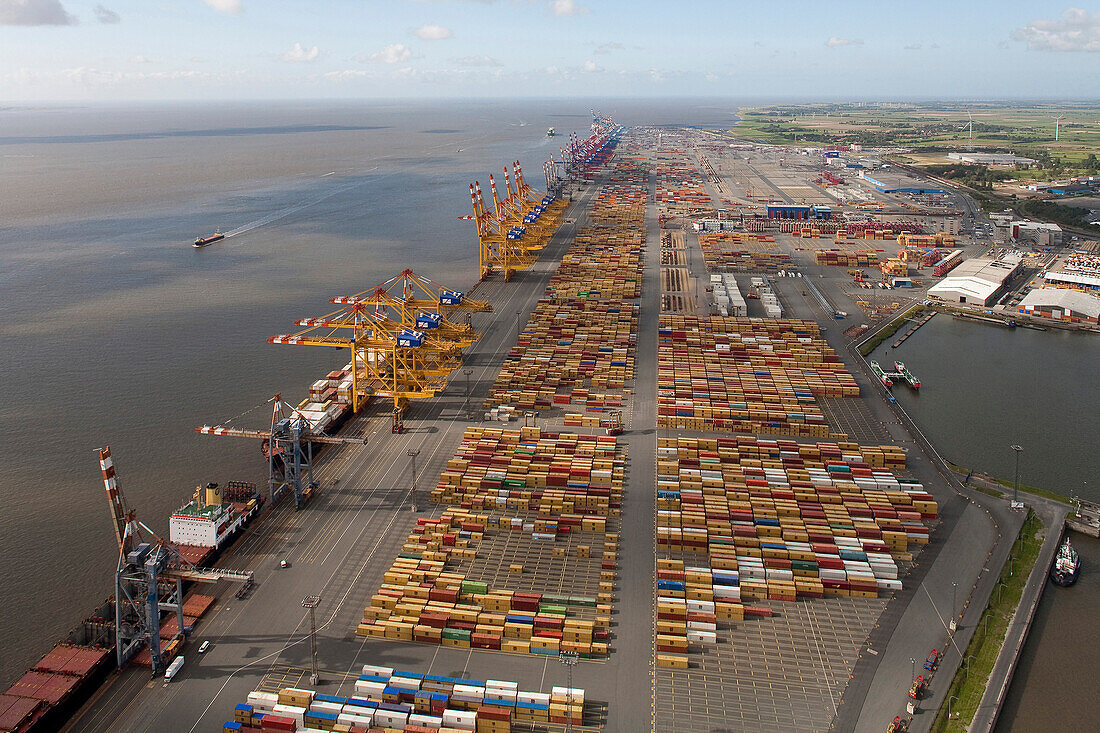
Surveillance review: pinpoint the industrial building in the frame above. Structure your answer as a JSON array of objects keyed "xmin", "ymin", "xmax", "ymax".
[
  {"xmin": 927, "ymin": 254, "xmax": 1022, "ymax": 306},
  {"xmin": 994, "ymin": 220, "xmax": 1063, "ymax": 247},
  {"xmin": 765, "ymin": 203, "xmax": 833, "ymax": 220},
  {"xmin": 1043, "ymin": 269, "xmax": 1100, "ymax": 292},
  {"xmin": 1018, "ymin": 288, "xmax": 1100, "ymax": 324},
  {"xmin": 946, "ymin": 152, "xmax": 1035, "ymax": 168}
]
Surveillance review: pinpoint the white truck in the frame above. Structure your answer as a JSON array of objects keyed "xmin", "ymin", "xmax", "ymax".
[{"xmin": 164, "ymin": 656, "xmax": 184, "ymax": 681}]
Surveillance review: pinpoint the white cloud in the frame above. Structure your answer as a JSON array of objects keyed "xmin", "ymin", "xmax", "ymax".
[
  {"xmin": 0, "ymin": 0, "xmax": 77, "ymax": 25},
  {"xmin": 203, "ymin": 0, "xmax": 241, "ymax": 13},
  {"xmin": 130, "ymin": 55, "xmax": 151, "ymax": 64},
  {"xmin": 370, "ymin": 43, "xmax": 413, "ymax": 64},
  {"xmin": 323, "ymin": 69, "xmax": 371, "ymax": 81},
  {"xmin": 594, "ymin": 41, "xmax": 623, "ymax": 54},
  {"xmin": 415, "ymin": 23, "xmax": 452, "ymax": 40},
  {"xmin": 455, "ymin": 55, "xmax": 502, "ymax": 66},
  {"xmin": 904, "ymin": 43, "xmax": 921, "ymax": 50},
  {"xmin": 1014, "ymin": 8, "xmax": 1100, "ymax": 52},
  {"xmin": 4, "ymin": 65, "xmax": 241, "ymax": 87},
  {"xmin": 93, "ymin": 4, "xmax": 119, "ymax": 23},
  {"xmin": 825, "ymin": 36, "xmax": 863, "ymax": 47},
  {"xmin": 583, "ymin": 59, "xmax": 602, "ymax": 72},
  {"xmin": 280, "ymin": 42, "xmax": 319, "ymax": 62},
  {"xmin": 549, "ymin": 0, "xmax": 586, "ymax": 17},
  {"xmin": 704, "ymin": 72, "xmax": 719, "ymax": 82}
]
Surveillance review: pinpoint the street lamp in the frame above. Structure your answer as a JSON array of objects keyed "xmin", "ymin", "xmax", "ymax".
[
  {"xmin": 463, "ymin": 369, "xmax": 474, "ymax": 419},
  {"xmin": 1010, "ymin": 444, "xmax": 1023, "ymax": 505},
  {"xmin": 559, "ymin": 651, "xmax": 579, "ymax": 733},
  {"xmin": 407, "ymin": 449, "xmax": 421, "ymax": 512},
  {"xmin": 949, "ymin": 695, "xmax": 959, "ymax": 721},
  {"xmin": 910, "ymin": 657, "xmax": 916, "ymax": 681},
  {"xmin": 516, "ymin": 310, "xmax": 522, "ymax": 338},
  {"xmin": 302, "ymin": 595, "xmax": 321, "ymax": 685},
  {"xmin": 950, "ymin": 581, "xmax": 959, "ymax": 632}
]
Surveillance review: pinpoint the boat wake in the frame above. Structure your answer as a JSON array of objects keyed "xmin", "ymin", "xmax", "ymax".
[{"xmin": 223, "ymin": 170, "xmax": 376, "ymax": 239}]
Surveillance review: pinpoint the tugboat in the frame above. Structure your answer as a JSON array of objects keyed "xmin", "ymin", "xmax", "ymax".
[
  {"xmin": 1050, "ymin": 538, "xmax": 1081, "ymax": 586},
  {"xmin": 193, "ymin": 230, "xmax": 224, "ymax": 248},
  {"xmin": 547, "ymin": 127, "xmax": 555, "ymax": 137}
]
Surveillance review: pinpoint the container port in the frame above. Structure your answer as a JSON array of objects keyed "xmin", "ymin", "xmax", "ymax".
[{"xmin": 15, "ymin": 120, "xmax": 1046, "ymax": 733}]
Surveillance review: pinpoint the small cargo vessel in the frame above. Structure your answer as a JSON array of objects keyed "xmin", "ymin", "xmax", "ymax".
[
  {"xmin": 193, "ymin": 231, "xmax": 224, "ymax": 248},
  {"xmin": 870, "ymin": 360, "xmax": 893, "ymax": 388},
  {"xmin": 894, "ymin": 361, "xmax": 920, "ymax": 389},
  {"xmin": 1050, "ymin": 538, "xmax": 1080, "ymax": 586}
]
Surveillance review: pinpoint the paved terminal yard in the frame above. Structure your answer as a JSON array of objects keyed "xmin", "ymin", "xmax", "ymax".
[{"xmin": 63, "ymin": 128, "xmax": 1018, "ymax": 733}]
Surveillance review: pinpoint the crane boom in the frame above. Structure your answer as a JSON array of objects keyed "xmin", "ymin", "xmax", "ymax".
[
  {"xmin": 195, "ymin": 425, "xmax": 366, "ymax": 446},
  {"xmin": 99, "ymin": 446, "xmax": 134, "ymax": 554}
]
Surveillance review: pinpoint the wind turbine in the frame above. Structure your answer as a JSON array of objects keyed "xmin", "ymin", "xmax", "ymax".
[
  {"xmin": 1053, "ymin": 114, "xmax": 1066, "ymax": 142},
  {"xmin": 966, "ymin": 110, "xmax": 973, "ymax": 143}
]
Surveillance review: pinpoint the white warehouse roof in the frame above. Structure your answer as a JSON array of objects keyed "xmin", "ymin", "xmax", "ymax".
[
  {"xmin": 1019, "ymin": 288, "xmax": 1100, "ymax": 319},
  {"xmin": 1045, "ymin": 270, "xmax": 1100, "ymax": 288},
  {"xmin": 928, "ymin": 255, "xmax": 1022, "ymax": 305},
  {"xmin": 928, "ymin": 276, "xmax": 1003, "ymax": 303}
]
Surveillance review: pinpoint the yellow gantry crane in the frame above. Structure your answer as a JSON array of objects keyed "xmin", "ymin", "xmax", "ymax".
[
  {"xmin": 270, "ymin": 298, "xmax": 463, "ymax": 416},
  {"xmin": 465, "ymin": 161, "xmax": 566, "ymax": 282},
  {"xmin": 466, "ymin": 179, "xmax": 537, "ymax": 282},
  {"xmin": 331, "ymin": 269, "xmax": 491, "ymax": 349}
]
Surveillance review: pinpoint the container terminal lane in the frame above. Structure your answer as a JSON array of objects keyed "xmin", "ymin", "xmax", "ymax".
[{"xmin": 58, "ymin": 126, "xmax": 1015, "ymax": 733}]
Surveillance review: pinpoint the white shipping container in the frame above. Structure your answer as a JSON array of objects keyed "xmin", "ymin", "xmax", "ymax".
[
  {"xmin": 338, "ymin": 712, "xmax": 375, "ymax": 727},
  {"xmin": 442, "ymin": 709, "xmax": 477, "ymax": 729},
  {"xmin": 273, "ymin": 704, "xmax": 306, "ymax": 724},
  {"xmin": 687, "ymin": 629, "xmax": 718, "ymax": 644},
  {"xmin": 410, "ymin": 713, "xmax": 444, "ymax": 727},
  {"xmin": 310, "ymin": 700, "xmax": 344, "ymax": 715},
  {"xmin": 354, "ymin": 680, "xmax": 385, "ymax": 697},
  {"xmin": 247, "ymin": 690, "xmax": 278, "ymax": 713},
  {"xmin": 373, "ymin": 710, "xmax": 408, "ymax": 728}
]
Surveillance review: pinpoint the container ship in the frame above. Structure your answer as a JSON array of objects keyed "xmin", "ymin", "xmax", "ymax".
[
  {"xmin": 193, "ymin": 231, "xmax": 224, "ymax": 248},
  {"xmin": 0, "ymin": 479, "xmax": 262, "ymax": 733},
  {"xmin": 1050, "ymin": 538, "xmax": 1080, "ymax": 586},
  {"xmin": 169, "ymin": 481, "xmax": 263, "ymax": 568}
]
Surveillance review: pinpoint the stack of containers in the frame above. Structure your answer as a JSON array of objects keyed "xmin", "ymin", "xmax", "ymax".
[
  {"xmin": 699, "ymin": 232, "xmax": 790, "ymax": 272},
  {"xmin": 352, "ymin": 427, "xmax": 623, "ymax": 657},
  {"xmin": 814, "ymin": 249, "xmax": 881, "ymax": 267},
  {"xmin": 657, "ymin": 315, "xmax": 859, "ymax": 435},
  {"xmin": 653, "ymin": 153, "xmax": 712, "ymax": 212},
  {"xmin": 485, "ymin": 155, "xmax": 646, "ymax": 413},
  {"xmin": 758, "ymin": 282, "xmax": 783, "ymax": 319},
  {"xmin": 484, "ymin": 298, "xmax": 639, "ymax": 408},
  {"xmin": 230, "ymin": 670, "xmax": 585, "ymax": 731},
  {"xmin": 654, "ymin": 435, "xmax": 937, "ymax": 664}
]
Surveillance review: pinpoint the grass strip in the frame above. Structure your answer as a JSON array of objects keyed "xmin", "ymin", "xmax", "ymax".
[{"xmin": 930, "ymin": 510, "xmax": 1044, "ymax": 731}]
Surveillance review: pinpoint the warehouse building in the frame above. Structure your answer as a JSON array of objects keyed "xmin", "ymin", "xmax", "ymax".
[
  {"xmin": 927, "ymin": 254, "xmax": 1022, "ymax": 306},
  {"xmin": 1043, "ymin": 269, "xmax": 1100, "ymax": 292},
  {"xmin": 765, "ymin": 204, "xmax": 832, "ymax": 220},
  {"xmin": 1018, "ymin": 288, "xmax": 1100, "ymax": 324},
  {"xmin": 946, "ymin": 152, "xmax": 1035, "ymax": 168}
]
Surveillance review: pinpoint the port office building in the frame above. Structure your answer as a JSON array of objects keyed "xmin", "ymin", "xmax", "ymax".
[{"xmin": 927, "ymin": 255, "xmax": 1022, "ymax": 306}]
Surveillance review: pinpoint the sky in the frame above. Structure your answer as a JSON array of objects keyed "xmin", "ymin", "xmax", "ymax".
[{"xmin": 1, "ymin": 0, "xmax": 1099, "ymax": 101}]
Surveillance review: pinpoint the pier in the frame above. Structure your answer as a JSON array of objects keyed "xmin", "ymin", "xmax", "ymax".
[{"xmin": 891, "ymin": 311, "xmax": 935, "ymax": 348}]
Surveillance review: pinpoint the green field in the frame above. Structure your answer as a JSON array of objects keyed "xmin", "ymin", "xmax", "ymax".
[{"xmin": 728, "ymin": 103, "xmax": 1100, "ymax": 179}]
